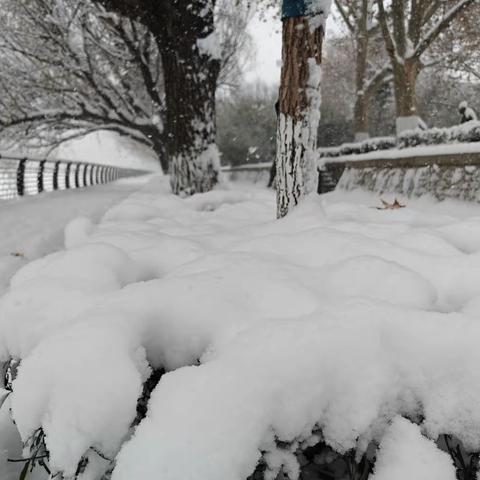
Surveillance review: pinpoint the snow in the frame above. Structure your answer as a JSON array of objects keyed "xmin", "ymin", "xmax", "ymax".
[
  {"xmin": 371, "ymin": 417, "xmax": 456, "ymax": 480},
  {"xmin": 3, "ymin": 179, "xmax": 480, "ymax": 479},
  {"xmin": 197, "ymin": 143, "xmax": 221, "ymax": 171},
  {"xmin": 307, "ymin": 0, "xmax": 332, "ymax": 22},
  {"xmin": 396, "ymin": 116, "xmax": 427, "ymax": 134},
  {"xmin": 197, "ymin": 31, "xmax": 222, "ymax": 60},
  {"xmin": 326, "ymin": 141, "xmax": 480, "ymax": 163},
  {"xmin": 355, "ymin": 132, "xmax": 370, "ymax": 142},
  {"xmin": 0, "ymin": 177, "xmax": 152, "ymax": 296}
]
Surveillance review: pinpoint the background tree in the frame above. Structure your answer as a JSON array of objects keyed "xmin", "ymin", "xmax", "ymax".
[
  {"xmin": 320, "ymin": 37, "xmax": 356, "ymax": 145},
  {"xmin": 217, "ymin": 83, "xmax": 277, "ymax": 167},
  {"xmin": 216, "ymin": 0, "xmax": 256, "ymax": 90},
  {"xmin": 377, "ymin": 0, "xmax": 477, "ymax": 134},
  {"xmin": 0, "ymin": 0, "xmax": 254, "ymax": 177},
  {"xmin": 93, "ymin": 0, "xmax": 222, "ymax": 196},
  {"xmin": 0, "ymin": 0, "xmax": 168, "ymax": 169},
  {"xmin": 333, "ymin": 0, "xmax": 392, "ymax": 141}
]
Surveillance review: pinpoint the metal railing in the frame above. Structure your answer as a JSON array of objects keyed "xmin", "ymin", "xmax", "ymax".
[{"xmin": 0, "ymin": 154, "xmax": 148, "ymax": 200}]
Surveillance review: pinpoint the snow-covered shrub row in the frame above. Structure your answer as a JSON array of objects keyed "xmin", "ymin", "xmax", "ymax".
[
  {"xmin": 397, "ymin": 121, "xmax": 480, "ymax": 149},
  {"xmin": 319, "ymin": 137, "xmax": 396, "ymax": 158},
  {"xmin": 4, "ymin": 179, "xmax": 480, "ymax": 479},
  {"xmin": 320, "ymin": 121, "xmax": 480, "ymax": 159}
]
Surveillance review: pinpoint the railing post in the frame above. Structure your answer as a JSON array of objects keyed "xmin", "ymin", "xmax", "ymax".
[
  {"xmin": 74, "ymin": 163, "xmax": 81, "ymax": 188},
  {"xmin": 83, "ymin": 164, "xmax": 88, "ymax": 187},
  {"xmin": 4, "ymin": 157, "xmax": 145, "ymax": 199},
  {"xmin": 37, "ymin": 160, "xmax": 46, "ymax": 193},
  {"xmin": 16, "ymin": 158, "xmax": 27, "ymax": 196},
  {"xmin": 66, "ymin": 162, "xmax": 73, "ymax": 189},
  {"xmin": 53, "ymin": 161, "xmax": 61, "ymax": 190}
]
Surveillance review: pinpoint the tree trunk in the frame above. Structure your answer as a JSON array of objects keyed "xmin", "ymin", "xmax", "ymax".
[
  {"xmin": 393, "ymin": 58, "xmax": 423, "ymax": 133},
  {"xmin": 89, "ymin": 0, "xmax": 222, "ymax": 195},
  {"xmin": 353, "ymin": 93, "xmax": 370, "ymax": 143},
  {"xmin": 150, "ymin": 135, "xmax": 169, "ymax": 174},
  {"xmin": 353, "ymin": 18, "xmax": 370, "ymax": 142},
  {"xmin": 137, "ymin": 125, "xmax": 169, "ymax": 173},
  {"xmin": 276, "ymin": 15, "xmax": 325, "ymax": 218},
  {"xmin": 159, "ymin": 1, "xmax": 221, "ymax": 196}
]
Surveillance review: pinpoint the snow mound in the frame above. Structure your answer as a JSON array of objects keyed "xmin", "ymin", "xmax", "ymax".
[
  {"xmin": 10, "ymin": 243, "xmax": 143, "ymax": 292},
  {"xmin": 371, "ymin": 417, "xmax": 456, "ymax": 480},
  {"xmin": 322, "ymin": 255, "xmax": 437, "ymax": 309},
  {"xmin": 2, "ymin": 182, "xmax": 480, "ymax": 479},
  {"xmin": 12, "ymin": 324, "xmax": 149, "ymax": 478},
  {"xmin": 64, "ymin": 217, "xmax": 95, "ymax": 249}
]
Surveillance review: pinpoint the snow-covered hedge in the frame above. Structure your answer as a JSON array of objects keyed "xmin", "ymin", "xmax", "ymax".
[
  {"xmin": 397, "ymin": 122, "xmax": 480, "ymax": 149},
  {"xmin": 319, "ymin": 137, "xmax": 396, "ymax": 158},
  {"xmin": 319, "ymin": 121, "xmax": 480, "ymax": 159},
  {"xmin": 3, "ymin": 178, "xmax": 480, "ymax": 480}
]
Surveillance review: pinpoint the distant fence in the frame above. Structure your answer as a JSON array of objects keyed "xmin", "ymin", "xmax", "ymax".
[{"xmin": 0, "ymin": 155, "xmax": 148, "ymax": 200}]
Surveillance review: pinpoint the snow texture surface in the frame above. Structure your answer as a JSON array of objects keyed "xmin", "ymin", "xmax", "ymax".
[{"xmin": 2, "ymin": 179, "xmax": 480, "ymax": 479}]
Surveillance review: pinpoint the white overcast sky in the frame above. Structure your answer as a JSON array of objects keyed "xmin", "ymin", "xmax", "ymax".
[{"xmin": 246, "ymin": 10, "xmax": 341, "ymax": 86}]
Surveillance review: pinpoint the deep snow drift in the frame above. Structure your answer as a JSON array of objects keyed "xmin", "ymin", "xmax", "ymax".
[{"xmin": 2, "ymin": 177, "xmax": 480, "ymax": 479}]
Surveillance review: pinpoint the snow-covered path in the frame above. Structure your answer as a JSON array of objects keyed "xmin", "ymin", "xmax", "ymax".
[
  {"xmin": 3, "ymin": 177, "xmax": 480, "ymax": 479},
  {"xmin": 0, "ymin": 176, "xmax": 152, "ymax": 294}
]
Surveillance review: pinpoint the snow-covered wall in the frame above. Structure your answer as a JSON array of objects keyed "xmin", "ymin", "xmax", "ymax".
[{"xmin": 335, "ymin": 152, "xmax": 480, "ymax": 201}]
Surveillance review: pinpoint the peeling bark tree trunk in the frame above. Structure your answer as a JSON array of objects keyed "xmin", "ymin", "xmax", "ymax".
[{"xmin": 276, "ymin": 14, "xmax": 325, "ymax": 218}]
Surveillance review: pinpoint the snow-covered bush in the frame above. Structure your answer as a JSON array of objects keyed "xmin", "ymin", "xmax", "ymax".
[
  {"xmin": 397, "ymin": 122, "xmax": 480, "ymax": 149},
  {"xmin": 3, "ymin": 179, "xmax": 480, "ymax": 480},
  {"xmin": 319, "ymin": 137, "xmax": 396, "ymax": 158},
  {"xmin": 319, "ymin": 121, "xmax": 480, "ymax": 159}
]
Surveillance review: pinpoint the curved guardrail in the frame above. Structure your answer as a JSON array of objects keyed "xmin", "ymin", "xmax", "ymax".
[{"xmin": 0, "ymin": 154, "xmax": 149, "ymax": 200}]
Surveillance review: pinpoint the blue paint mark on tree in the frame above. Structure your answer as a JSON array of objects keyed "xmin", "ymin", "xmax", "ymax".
[
  {"xmin": 282, "ymin": 0, "xmax": 307, "ymax": 18},
  {"xmin": 282, "ymin": 0, "xmax": 326, "ymax": 18}
]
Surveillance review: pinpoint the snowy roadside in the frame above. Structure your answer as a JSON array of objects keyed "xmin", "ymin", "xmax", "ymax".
[
  {"xmin": 0, "ymin": 176, "xmax": 153, "ymax": 295},
  {"xmin": 3, "ymin": 179, "xmax": 480, "ymax": 479}
]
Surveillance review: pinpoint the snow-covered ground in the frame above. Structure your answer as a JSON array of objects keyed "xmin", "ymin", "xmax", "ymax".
[
  {"xmin": 2, "ymin": 178, "xmax": 480, "ymax": 479},
  {"xmin": 0, "ymin": 177, "xmax": 152, "ymax": 295}
]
